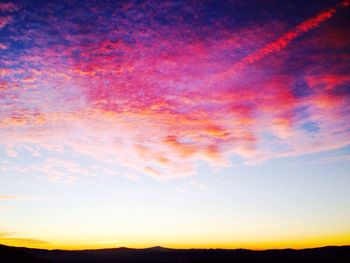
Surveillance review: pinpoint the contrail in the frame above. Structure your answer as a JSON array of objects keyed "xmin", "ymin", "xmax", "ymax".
[{"xmin": 211, "ymin": 0, "xmax": 349, "ymax": 83}]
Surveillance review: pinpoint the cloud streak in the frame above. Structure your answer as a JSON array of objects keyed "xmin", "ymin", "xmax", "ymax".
[
  {"xmin": 214, "ymin": 0, "xmax": 348, "ymax": 81},
  {"xmin": 0, "ymin": 195, "xmax": 47, "ymax": 201},
  {"xmin": 0, "ymin": 232, "xmax": 49, "ymax": 247}
]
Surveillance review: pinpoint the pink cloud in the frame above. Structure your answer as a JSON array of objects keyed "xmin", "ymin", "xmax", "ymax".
[
  {"xmin": 0, "ymin": 0, "xmax": 349, "ymax": 179},
  {"xmin": 0, "ymin": 16, "xmax": 12, "ymax": 29},
  {"xmin": 0, "ymin": 2, "xmax": 18, "ymax": 12},
  {"xmin": 5, "ymin": 146, "xmax": 18, "ymax": 157}
]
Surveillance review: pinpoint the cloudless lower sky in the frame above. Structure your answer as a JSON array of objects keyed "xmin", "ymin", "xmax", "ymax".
[{"xmin": 1, "ymin": 0, "xmax": 350, "ymax": 249}]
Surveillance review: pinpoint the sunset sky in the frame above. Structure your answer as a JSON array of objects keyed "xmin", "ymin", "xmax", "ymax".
[{"xmin": 1, "ymin": 0, "xmax": 350, "ymax": 250}]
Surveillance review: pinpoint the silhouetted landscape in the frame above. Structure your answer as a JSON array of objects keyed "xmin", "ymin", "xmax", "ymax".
[{"xmin": 1, "ymin": 244, "xmax": 350, "ymax": 262}]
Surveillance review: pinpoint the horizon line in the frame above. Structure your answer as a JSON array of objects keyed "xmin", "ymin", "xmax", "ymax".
[{"xmin": 2, "ymin": 243, "xmax": 350, "ymax": 252}]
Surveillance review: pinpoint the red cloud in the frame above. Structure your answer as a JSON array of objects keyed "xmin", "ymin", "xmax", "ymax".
[
  {"xmin": 0, "ymin": 16, "xmax": 12, "ymax": 29},
  {"xmin": 0, "ymin": 2, "xmax": 18, "ymax": 12}
]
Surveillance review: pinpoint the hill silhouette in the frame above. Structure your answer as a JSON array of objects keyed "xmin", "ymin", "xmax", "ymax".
[{"xmin": 1, "ymin": 244, "xmax": 350, "ymax": 262}]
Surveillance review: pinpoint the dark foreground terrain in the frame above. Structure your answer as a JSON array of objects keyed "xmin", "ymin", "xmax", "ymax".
[{"xmin": 1, "ymin": 244, "xmax": 350, "ymax": 263}]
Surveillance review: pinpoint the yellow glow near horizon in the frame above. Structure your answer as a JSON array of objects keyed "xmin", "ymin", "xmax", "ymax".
[{"xmin": 1, "ymin": 231, "xmax": 350, "ymax": 250}]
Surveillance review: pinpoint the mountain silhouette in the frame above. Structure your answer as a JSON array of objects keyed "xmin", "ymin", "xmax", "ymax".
[{"xmin": 1, "ymin": 244, "xmax": 350, "ymax": 262}]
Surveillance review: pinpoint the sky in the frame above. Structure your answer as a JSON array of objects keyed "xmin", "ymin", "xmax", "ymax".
[{"xmin": 0, "ymin": 0, "xmax": 350, "ymax": 250}]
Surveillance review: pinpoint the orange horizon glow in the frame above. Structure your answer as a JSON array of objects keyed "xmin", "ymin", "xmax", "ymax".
[{"xmin": 2, "ymin": 229, "xmax": 350, "ymax": 250}]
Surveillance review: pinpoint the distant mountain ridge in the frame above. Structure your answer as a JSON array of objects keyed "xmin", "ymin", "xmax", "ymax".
[{"xmin": 1, "ymin": 244, "xmax": 350, "ymax": 262}]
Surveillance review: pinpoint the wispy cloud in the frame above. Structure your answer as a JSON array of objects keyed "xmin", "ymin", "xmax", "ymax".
[
  {"xmin": 0, "ymin": 2, "xmax": 18, "ymax": 13},
  {"xmin": 308, "ymin": 153, "xmax": 350, "ymax": 165},
  {"xmin": 0, "ymin": 16, "xmax": 12, "ymax": 29},
  {"xmin": 0, "ymin": 206, "xmax": 14, "ymax": 212},
  {"xmin": 0, "ymin": 195, "xmax": 46, "ymax": 201},
  {"xmin": 0, "ymin": 232, "xmax": 49, "ymax": 246},
  {"xmin": 189, "ymin": 180, "xmax": 208, "ymax": 190}
]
